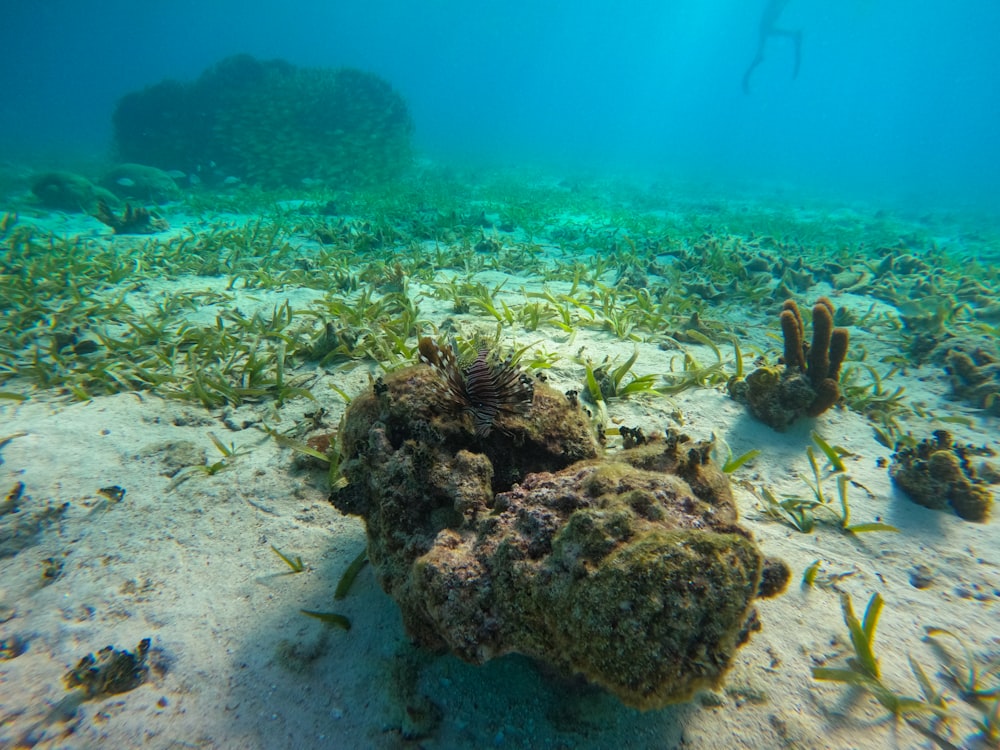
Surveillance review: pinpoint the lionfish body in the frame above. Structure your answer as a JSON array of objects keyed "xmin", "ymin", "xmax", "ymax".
[{"xmin": 418, "ymin": 337, "xmax": 534, "ymax": 437}]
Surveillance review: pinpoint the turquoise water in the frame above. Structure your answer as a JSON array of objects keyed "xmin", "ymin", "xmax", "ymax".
[
  {"xmin": 1, "ymin": 3, "xmax": 998, "ymax": 749},
  {"xmin": 2, "ymin": 1, "xmax": 999, "ymax": 210}
]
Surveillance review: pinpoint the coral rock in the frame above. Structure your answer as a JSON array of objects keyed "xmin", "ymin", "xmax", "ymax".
[
  {"xmin": 944, "ymin": 346, "xmax": 1000, "ymax": 416},
  {"xmin": 729, "ymin": 297, "xmax": 849, "ymax": 429},
  {"xmin": 890, "ymin": 430, "xmax": 995, "ymax": 522},
  {"xmin": 332, "ymin": 365, "xmax": 788, "ymax": 709},
  {"xmin": 64, "ymin": 638, "xmax": 151, "ymax": 697},
  {"xmin": 101, "ymin": 163, "xmax": 181, "ymax": 204},
  {"xmin": 31, "ymin": 171, "xmax": 118, "ymax": 213}
]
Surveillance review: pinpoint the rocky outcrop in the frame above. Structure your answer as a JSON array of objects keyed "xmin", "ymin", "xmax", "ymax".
[{"xmin": 331, "ymin": 360, "xmax": 788, "ymax": 709}]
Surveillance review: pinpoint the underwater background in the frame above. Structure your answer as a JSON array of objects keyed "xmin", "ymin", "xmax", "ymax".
[
  {"xmin": 2, "ymin": 2, "xmax": 1000, "ymax": 749},
  {"xmin": 2, "ymin": 0, "xmax": 1000, "ymax": 210}
]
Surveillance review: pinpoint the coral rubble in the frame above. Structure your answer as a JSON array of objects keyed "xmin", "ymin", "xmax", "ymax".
[
  {"xmin": 1, "ymin": 482, "xmax": 69, "ymax": 558},
  {"xmin": 729, "ymin": 297, "xmax": 849, "ymax": 429},
  {"xmin": 112, "ymin": 54, "xmax": 413, "ymax": 188},
  {"xmin": 63, "ymin": 638, "xmax": 151, "ymax": 697},
  {"xmin": 890, "ymin": 430, "xmax": 995, "ymax": 522},
  {"xmin": 331, "ymin": 351, "xmax": 789, "ymax": 709}
]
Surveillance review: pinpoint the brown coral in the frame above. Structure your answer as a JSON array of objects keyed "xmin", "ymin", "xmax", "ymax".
[
  {"xmin": 729, "ymin": 297, "xmax": 850, "ymax": 429},
  {"xmin": 890, "ymin": 430, "xmax": 994, "ymax": 522},
  {"xmin": 780, "ymin": 301, "xmax": 806, "ymax": 371},
  {"xmin": 93, "ymin": 201, "xmax": 169, "ymax": 235}
]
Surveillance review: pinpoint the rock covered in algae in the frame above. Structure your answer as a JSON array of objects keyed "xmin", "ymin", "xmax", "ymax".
[
  {"xmin": 30, "ymin": 171, "xmax": 119, "ymax": 213},
  {"xmin": 331, "ymin": 365, "xmax": 789, "ymax": 709},
  {"xmin": 113, "ymin": 54, "xmax": 413, "ymax": 188},
  {"xmin": 100, "ymin": 163, "xmax": 181, "ymax": 204},
  {"xmin": 890, "ymin": 429, "xmax": 995, "ymax": 522},
  {"xmin": 942, "ymin": 342, "xmax": 1000, "ymax": 416},
  {"xmin": 729, "ymin": 364, "xmax": 820, "ymax": 431}
]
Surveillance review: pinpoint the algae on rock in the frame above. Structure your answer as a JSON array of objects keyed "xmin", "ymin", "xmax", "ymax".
[
  {"xmin": 942, "ymin": 343, "xmax": 1000, "ymax": 417},
  {"xmin": 890, "ymin": 429, "xmax": 995, "ymax": 522},
  {"xmin": 30, "ymin": 171, "xmax": 118, "ymax": 213},
  {"xmin": 331, "ymin": 362, "xmax": 789, "ymax": 710}
]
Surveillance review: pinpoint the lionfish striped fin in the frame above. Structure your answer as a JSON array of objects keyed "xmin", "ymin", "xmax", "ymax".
[{"xmin": 417, "ymin": 337, "xmax": 534, "ymax": 437}]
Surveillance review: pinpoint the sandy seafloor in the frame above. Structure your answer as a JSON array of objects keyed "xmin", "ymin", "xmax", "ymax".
[{"xmin": 0, "ymin": 166, "xmax": 998, "ymax": 750}]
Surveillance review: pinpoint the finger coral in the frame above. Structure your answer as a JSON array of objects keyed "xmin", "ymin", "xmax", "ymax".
[{"xmin": 729, "ymin": 297, "xmax": 849, "ymax": 429}]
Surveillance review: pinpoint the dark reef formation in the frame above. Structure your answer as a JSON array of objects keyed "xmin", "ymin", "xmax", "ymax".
[
  {"xmin": 330, "ymin": 348, "xmax": 789, "ymax": 709},
  {"xmin": 100, "ymin": 163, "xmax": 181, "ymax": 204},
  {"xmin": 890, "ymin": 430, "xmax": 995, "ymax": 522},
  {"xmin": 112, "ymin": 54, "xmax": 413, "ymax": 188},
  {"xmin": 729, "ymin": 297, "xmax": 849, "ymax": 429},
  {"xmin": 30, "ymin": 171, "xmax": 119, "ymax": 213}
]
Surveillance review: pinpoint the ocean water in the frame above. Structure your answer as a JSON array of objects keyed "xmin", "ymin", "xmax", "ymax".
[
  {"xmin": 1, "ymin": 3, "xmax": 999, "ymax": 750},
  {"xmin": 2, "ymin": 1, "xmax": 1000, "ymax": 208}
]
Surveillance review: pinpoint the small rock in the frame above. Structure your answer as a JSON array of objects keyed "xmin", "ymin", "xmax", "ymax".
[{"xmin": 909, "ymin": 564, "xmax": 935, "ymax": 589}]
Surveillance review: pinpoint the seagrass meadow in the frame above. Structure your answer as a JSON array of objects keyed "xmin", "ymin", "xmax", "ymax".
[{"xmin": 1, "ymin": 166, "xmax": 999, "ymax": 749}]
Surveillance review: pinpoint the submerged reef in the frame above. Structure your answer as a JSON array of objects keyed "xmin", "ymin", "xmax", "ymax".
[
  {"xmin": 331, "ymin": 346, "xmax": 789, "ymax": 709},
  {"xmin": 100, "ymin": 163, "xmax": 181, "ymax": 204},
  {"xmin": 112, "ymin": 54, "xmax": 413, "ymax": 188},
  {"xmin": 30, "ymin": 171, "xmax": 118, "ymax": 213},
  {"xmin": 729, "ymin": 297, "xmax": 849, "ymax": 430},
  {"xmin": 890, "ymin": 430, "xmax": 995, "ymax": 522}
]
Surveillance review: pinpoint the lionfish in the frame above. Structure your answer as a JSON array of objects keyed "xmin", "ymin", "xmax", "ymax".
[{"xmin": 418, "ymin": 336, "xmax": 534, "ymax": 437}]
